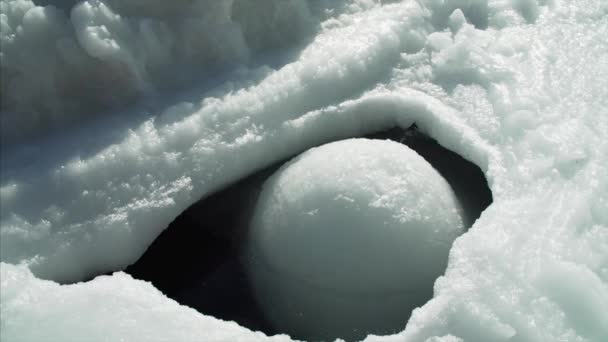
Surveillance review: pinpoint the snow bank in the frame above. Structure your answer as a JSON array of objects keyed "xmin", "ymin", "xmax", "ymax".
[
  {"xmin": 0, "ymin": 263, "xmax": 290, "ymax": 342},
  {"xmin": 1, "ymin": 0, "xmax": 608, "ymax": 341},
  {"xmin": 0, "ymin": 0, "xmax": 316, "ymax": 144}
]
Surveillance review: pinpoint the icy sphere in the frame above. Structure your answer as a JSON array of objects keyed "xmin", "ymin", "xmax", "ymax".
[{"xmin": 246, "ymin": 139, "xmax": 465, "ymax": 341}]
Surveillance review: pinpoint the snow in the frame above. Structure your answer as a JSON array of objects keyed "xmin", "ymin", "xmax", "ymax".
[
  {"xmin": 1, "ymin": 0, "xmax": 608, "ymax": 341},
  {"xmin": 0, "ymin": 0, "xmax": 317, "ymax": 144},
  {"xmin": 247, "ymin": 139, "xmax": 465, "ymax": 340},
  {"xmin": 0, "ymin": 262, "xmax": 291, "ymax": 342}
]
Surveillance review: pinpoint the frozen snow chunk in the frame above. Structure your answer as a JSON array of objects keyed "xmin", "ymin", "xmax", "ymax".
[
  {"xmin": 247, "ymin": 139, "xmax": 465, "ymax": 341},
  {"xmin": 448, "ymin": 9, "xmax": 466, "ymax": 32},
  {"xmin": 428, "ymin": 32, "xmax": 453, "ymax": 51},
  {"xmin": 511, "ymin": 0, "xmax": 540, "ymax": 23}
]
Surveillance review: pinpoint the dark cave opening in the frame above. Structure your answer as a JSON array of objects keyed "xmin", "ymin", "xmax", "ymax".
[{"xmin": 125, "ymin": 124, "xmax": 493, "ymax": 341}]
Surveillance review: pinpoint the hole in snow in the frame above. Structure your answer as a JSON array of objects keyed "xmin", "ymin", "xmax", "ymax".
[{"xmin": 126, "ymin": 124, "xmax": 492, "ymax": 341}]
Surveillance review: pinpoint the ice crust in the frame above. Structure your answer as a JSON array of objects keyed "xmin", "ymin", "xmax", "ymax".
[{"xmin": 1, "ymin": 0, "xmax": 608, "ymax": 341}]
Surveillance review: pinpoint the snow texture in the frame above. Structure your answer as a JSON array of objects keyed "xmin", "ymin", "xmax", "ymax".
[
  {"xmin": 247, "ymin": 139, "xmax": 465, "ymax": 340},
  {"xmin": 0, "ymin": 0, "xmax": 317, "ymax": 144},
  {"xmin": 1, "ymin": 0, "xmax": 608, "ymax": 341}
]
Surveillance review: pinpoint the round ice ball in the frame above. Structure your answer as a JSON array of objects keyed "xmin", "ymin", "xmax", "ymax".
[{"xmin": 246, "ymin": 138, "xmax": 465, "ymax": 341}]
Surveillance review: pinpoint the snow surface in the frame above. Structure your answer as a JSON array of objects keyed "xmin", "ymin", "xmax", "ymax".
[
  {"xmin": 1, "ymin": 0, "xmax": 608, "ymax": 341},
  {"xmin": 0, "ymin": 0, "xmax": 318, "ymax": 144},
  {"xmin": 247, "ymin": 139, "xmax": 465, "ymax": 340}
]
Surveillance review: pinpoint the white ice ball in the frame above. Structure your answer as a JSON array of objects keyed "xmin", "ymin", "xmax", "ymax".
[{"xmin": 246, "ymin": 139, "xmax": 465, "ymax": 341}]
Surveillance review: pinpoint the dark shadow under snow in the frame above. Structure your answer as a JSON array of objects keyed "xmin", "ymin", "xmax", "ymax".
[{"xmin": 125, "ymin": 124, "xmax": 493, "ymax": 341}]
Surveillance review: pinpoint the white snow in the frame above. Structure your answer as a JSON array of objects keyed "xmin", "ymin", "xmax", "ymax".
[
  {"xmin": 1, "ymin": 0, "xmax": 608, "ymax": 341},
  {"xmin": 0, "ymin": 262, "xmax": 291, "ymax": 342},
  {"xmin": 247, "ymin": 139, "xmax": 465, "ymax": 340},
  {"xmin": 0, "ymin": 0, "xmax": 317, "ymax": 143}
]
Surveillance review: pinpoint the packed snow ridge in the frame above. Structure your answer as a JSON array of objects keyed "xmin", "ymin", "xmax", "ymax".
[{"xmin": 1, "ymin": 0, "xmax": 608, "ymax": 342}]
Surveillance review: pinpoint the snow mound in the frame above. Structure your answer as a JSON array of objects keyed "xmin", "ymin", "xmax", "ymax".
[
  {"xmin": 0, "ymin": 263, "xmax": 289, "ymax": 342},
  {"xmin": 0, "ymin": 0, "xmax": 316, "ymax": 143},
  {"xmin": 247, "ymin": 138, "xmax": 465, "ymax": 341},
  {"xmin": 1, "ymin": 0, "xmax": 608, "ymax": 341}
]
